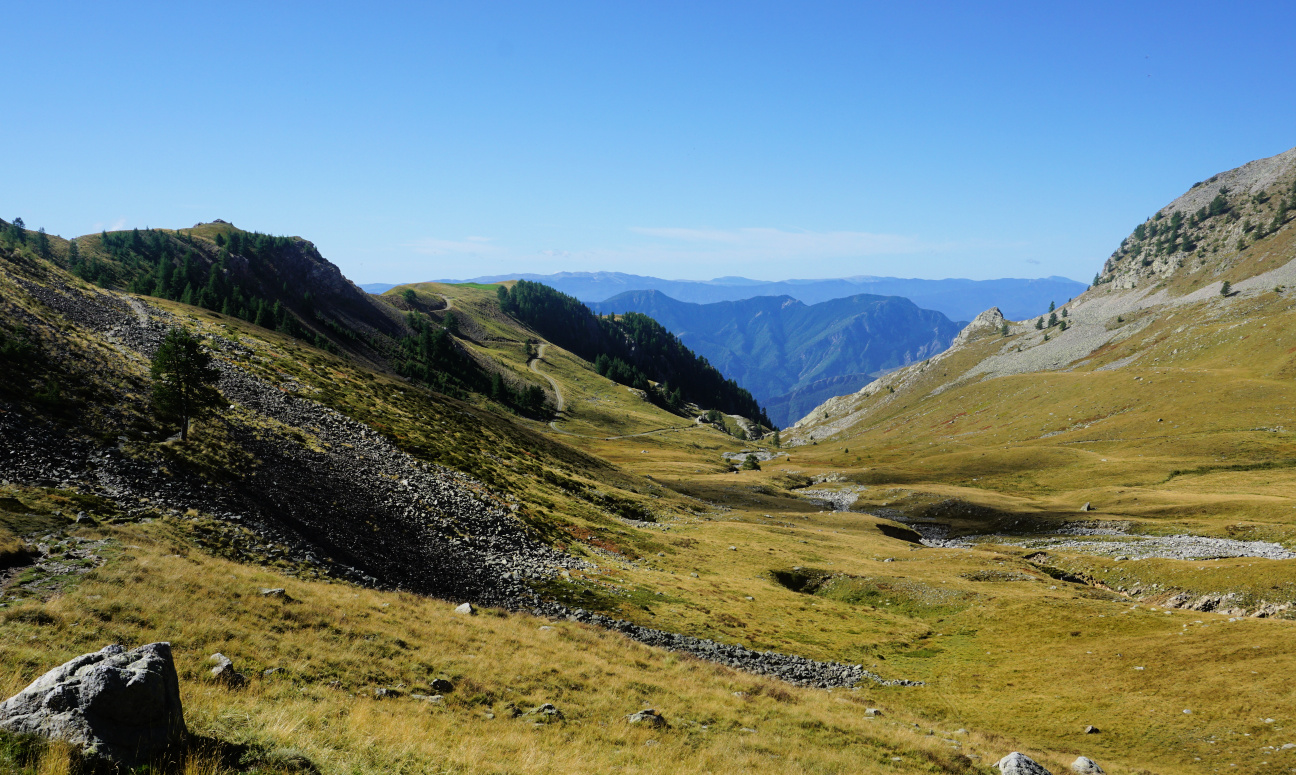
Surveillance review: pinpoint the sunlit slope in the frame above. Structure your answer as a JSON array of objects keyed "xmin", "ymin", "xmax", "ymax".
[
  {"xmin": 0, "ymin": 239, "xmax": 735, "ymax": 578},
  {"xmin": 385, "ymin": 281, "xmax": 768, "ymax": 440},
  {"xmin": 385, "ymin": 281, "xmax": 710, "ymax": 438},
  {"xmin": 0, "ymin": 510, "xmax": 990, "ymax": 775},
  {"xmin": 788, "ymin": 147, "xmax": 1296, "ymax": 514}
]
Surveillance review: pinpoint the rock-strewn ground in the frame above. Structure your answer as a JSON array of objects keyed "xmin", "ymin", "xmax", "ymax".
[
  {"xmin": 983, "ymin": 533, "xmax": 1295, "ymax": 562},
  {"xmin": 1, "ymin": 279, "xmax": 909, "ymax": 689}
]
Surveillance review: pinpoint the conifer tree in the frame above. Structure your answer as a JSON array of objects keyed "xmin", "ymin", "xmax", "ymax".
[{"xmin": 150, "ymin": 328, "xmax": 223, "ymax": 441}]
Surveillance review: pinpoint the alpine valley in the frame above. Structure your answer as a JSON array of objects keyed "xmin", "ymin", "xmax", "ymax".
[{"xmin": 1, "ymin": 146, "xmax": 1295, "ymax": 775}]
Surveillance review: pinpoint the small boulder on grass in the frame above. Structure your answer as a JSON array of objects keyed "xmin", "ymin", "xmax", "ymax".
[
  {"xmin": 524, "ymin": 703, "xmax": 564, "ymax": 723},
  {"xmin": 409, "ymin": 694, "xmax": 443, "ymax": 704},
  {"xmin": 454, "ymin": 602, "xmax": 475, "ymax": 616},
  {"xmin": 1071, "ymin": 757, "xmax": 1105, "ymax": 775},
  {"xmin": 208, "ymin": 654, "xmax": 247, "ymax": 688},
  {"xmin": 430, "ymin": 678, "xmax": 454, "ymax": 693},
  {"xmin": 998, "ymin": 752, "xmax": 1053, "ymax": 775},
  {"xmin": 626, "ymin": 709, "xmax": 667, "ymax": 728}
]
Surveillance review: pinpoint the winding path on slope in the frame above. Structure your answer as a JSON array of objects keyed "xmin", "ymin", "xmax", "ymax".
[
  {"xmin": 527, "ymin": 343, "xmax": 700, "ymax": 440},
  {"xmin": 528, "ymin": 343, "xmax": 567, "ymax": 415}
]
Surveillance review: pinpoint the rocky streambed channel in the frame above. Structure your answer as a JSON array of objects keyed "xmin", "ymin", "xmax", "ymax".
[
  {"xmin": 980, "ymin": 532, "xmax": 1296, "ymax": 561},
  {"xmin": 807, "ymin": 490, "xmax": 1296, "ymax": 562}
]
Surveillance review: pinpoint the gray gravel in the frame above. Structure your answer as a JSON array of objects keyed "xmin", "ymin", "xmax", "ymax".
[
  {"xmin": 799, "ymin": 485, "xmax": 868, "ymax": 511},
  {"xmin": 863, "ymin": 509, "xmax": 1294, "ymax": 560},
  {"xmin": 987, "ymin": 533, "xmax": 1295, "ymax": 561},
  {"xmin": 721, "ymin": 449, "xmax": 786, "ymax": 463}
]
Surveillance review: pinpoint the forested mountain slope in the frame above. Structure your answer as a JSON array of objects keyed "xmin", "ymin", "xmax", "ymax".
[
  {"xmin": 590, "ymin": 290, "xmax": 960, "ymax": 426},
  {"xmin": 3, "ymin": 219, "xmax": 773, "ymax": 428},
  {"xmin": 498, "ymin": 280, "xmax": 772, "ymax": 428}
]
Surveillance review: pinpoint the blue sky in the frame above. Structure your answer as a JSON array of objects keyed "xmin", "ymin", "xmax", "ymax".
[{"xmin": 6, "ymin": 2, "xmax": 1295, "ymax": 284}]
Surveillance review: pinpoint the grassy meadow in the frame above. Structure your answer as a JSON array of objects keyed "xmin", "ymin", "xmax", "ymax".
[{"xmin": 4, "ymin": 239, "xmax": 1296, "ymax": 773}]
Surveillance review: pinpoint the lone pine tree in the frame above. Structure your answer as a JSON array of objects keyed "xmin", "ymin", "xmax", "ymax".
[{"xmin": 150, "ymin": 328, "xmax": 223, "ymax": 441}]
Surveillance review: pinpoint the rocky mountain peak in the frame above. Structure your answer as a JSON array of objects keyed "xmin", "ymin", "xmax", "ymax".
[{"xmin": 1096, "ymin": 146, "xmax": 1296, "ymax": 291}]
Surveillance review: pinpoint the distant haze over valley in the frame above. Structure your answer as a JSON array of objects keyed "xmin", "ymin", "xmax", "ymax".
[
  {"xmin": 363, "ymin": 273, "xmax": 1088, "ymax": 324},
  {"xmin": 589, "ymin": 291, "xmax": 961, "ymax": 427},
  {"xmin": 362, "ymin": 272, "xmax": 1087, "ymax": 426}
]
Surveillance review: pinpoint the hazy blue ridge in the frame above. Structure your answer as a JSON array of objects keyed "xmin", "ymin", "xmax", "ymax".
[
  {"xmin": 589, "ymin": 290, "xmax": 960, "ymax": 427},
  {"xmin": 361, "ymin": 282, "xmax": 398, "ymax": 294},
  {"xmin": 432, "ymin": 272, "xmax": 1087, "ymax": 322}
]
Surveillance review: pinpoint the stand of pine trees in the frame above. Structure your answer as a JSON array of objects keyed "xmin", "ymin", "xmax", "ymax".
[
  {"xmin": 393, "ymin": 311, "xmax": 547, "ymax": 415},
  {"xmin": 498, "ymin": 280, "xmax": 772, "ymax": 428},
  {"xmin": 74, "ymin": 227, "xmax": 342, "ymax": 353}
]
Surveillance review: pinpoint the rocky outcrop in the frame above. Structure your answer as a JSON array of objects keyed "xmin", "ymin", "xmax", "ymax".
[
  {"xmin": 951, "ymin": 307, "xmax": 1006, "ymax": 347},
  {"xmin": 1161, "ymin": 591, "xmax": 1292, "ymax": 619},
  {"xmin": 0, "ymin": 643, "xmax": 185, "ymax": 768}
]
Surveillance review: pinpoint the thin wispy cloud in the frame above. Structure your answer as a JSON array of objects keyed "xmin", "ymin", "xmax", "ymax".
[
  {"xmin": 630, "ymin": 227, "xmax": 952, "ymax": 258},
  {"xmin": 408, "ymin": 236, "xmax": 500, "ymax": 256},
  {"xmin": 401, "ymin": 229, "xmax": 1034, "ymax": 283}
]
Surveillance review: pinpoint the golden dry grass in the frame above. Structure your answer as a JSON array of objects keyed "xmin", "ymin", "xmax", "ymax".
[
  {"xmin": 0, "ymin": 518, "xmax": 990, "ymax": 775},
  {"xmin": 8, "ymin": 235, "xmax": 1296, "ymax": 773}
]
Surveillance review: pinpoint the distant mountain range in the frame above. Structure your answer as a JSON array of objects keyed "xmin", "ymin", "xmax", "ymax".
[
  {"xmin": 589, "ymin": 290, "xmax": 961, "ymax": 427},
  {"xmin": 362, "ymin": 272, "xmax": 1089, "ymax": 323}
]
